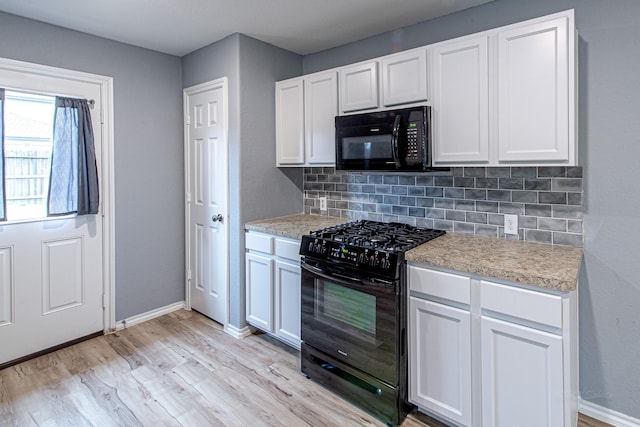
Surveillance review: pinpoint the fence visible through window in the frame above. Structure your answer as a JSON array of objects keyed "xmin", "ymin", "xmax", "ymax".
[{"xmin": 3, "ymin": 91, "xmax": 55, "ymax": 221}]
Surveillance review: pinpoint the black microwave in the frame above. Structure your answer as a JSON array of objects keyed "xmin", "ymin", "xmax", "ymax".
[{"xmin": 335, "ymin": 106, "xmax": 431, "ymax": 171}]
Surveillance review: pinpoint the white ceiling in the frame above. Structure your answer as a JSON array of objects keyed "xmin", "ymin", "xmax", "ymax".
[{"xmin": 0, "ymin": 0, "xmax": 493, "ymax": 56}]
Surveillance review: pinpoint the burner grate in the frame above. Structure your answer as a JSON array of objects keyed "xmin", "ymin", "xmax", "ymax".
[{"xmin": 309, "ymin": 220, "xmax": 445, "ymax": 253}]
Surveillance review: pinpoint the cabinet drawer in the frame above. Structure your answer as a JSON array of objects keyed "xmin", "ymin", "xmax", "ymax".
[
  {"xmin": 275, "ymin": 238, "xmax": 300, "ymax": 262},
  {"xmin": 245, "ymin": 232, "xmax": 273, "ymax": 254},
  {"xmin": 481, "ymin": 280, "xmax": 562, "ymax": 328},
  {"xmin": 408, "ymin": 265, "xmax": 470, "ymax": 305}
]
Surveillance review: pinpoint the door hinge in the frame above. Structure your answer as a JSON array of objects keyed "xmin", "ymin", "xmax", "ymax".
[
  {"xmin": 187, "ymin": 269, "xmax": 192, "ymax": 281},
  {"xmin": 102, "ymin": 294, "xmax": 107, "ymax": 309},
  {"xmin": 186, "ymin": 115, "xmax": 191, "ymax": 126}
]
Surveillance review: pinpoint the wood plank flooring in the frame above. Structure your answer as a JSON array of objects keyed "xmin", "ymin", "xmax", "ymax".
[{"xmin": 0, "ymin": 310, "xmax": 612, "ymax": 427}]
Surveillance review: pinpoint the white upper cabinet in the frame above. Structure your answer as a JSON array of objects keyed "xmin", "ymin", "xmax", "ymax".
[
  {"xmin": 497, "ymin": 14, "xmax": 574, "ymax": 164},
  {"xmin": 304, "ymin": 71, "xmax": 338, "ymax": 165},
  {"xmin": 339, "ymin": 61, "xmax": 379, "ymax": 114},
  {"xmin": 381, "ymin": 48, "xmax": 428, "ymax": 107},
  {"xmin": 338, "ymin": 51, "xmax": 428, "ymax": 114},
  {"xmin": 277, "ymin": 9, "xmax": 576, "ymax": 167},
  {"xmin": 430, "ymin": 9, "xmax": 576, "ymax": 166},
  {"xmin": 431, "ymin": 36, "xmax": 490, "ymax": 164},
  {"xmin": 275, "ymin": 78, "xmax": 304, "ymax": 166},
  {"xmin": 276, "ymin": 71, "xmax": 337, "ymax": 167}
]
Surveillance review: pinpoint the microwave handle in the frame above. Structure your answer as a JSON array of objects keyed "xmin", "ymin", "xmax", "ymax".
[{"xmin": 391, "ymin": 114, "xmax": 402, "ymax": 168}]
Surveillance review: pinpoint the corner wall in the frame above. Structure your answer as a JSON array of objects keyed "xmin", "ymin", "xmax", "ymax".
[{"xmin": 182, "ymin": 33, "xmax": 303, "ymax": 328}]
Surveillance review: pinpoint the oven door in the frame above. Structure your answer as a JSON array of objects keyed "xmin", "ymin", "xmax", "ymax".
[{"xmin": 300, "ymin": 259, "xmax": 399, "ymax": 385}]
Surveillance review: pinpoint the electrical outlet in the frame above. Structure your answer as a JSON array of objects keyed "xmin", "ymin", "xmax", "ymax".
[
  {"xmin": 504, "ymin": 214, "xmax": 518, "ymax": 235},
  {"xmin": 319, "ymin": 196, "xmax": 327, "ymax": 211}
]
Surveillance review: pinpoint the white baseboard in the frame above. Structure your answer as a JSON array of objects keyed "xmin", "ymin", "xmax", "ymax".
[
  {"xmin": 580, "ymin": 398, "xmax": 640, "ymax": 427},
  {"xmin": 225, "ymin": 324, "xmax": 253, "ymax": 339},
  {"xmin": 115, "ymin": 301, "xmax": 186, "ymax": 331}
]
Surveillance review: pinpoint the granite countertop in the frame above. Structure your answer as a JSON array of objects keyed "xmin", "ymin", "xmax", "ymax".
[
  {"xmin": 245, "ymin": 214, "xmax": 583, "ymax": 292},
  {"xmin": 245, "ymin": 214, "xmax": 345, "ymax": 241},
  {"xmin": 406, "ymin": 233, "xmax": 583, "ymax": 292}
]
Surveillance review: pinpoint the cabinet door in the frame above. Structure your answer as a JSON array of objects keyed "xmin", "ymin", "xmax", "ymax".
[
  {"xmin": 339, "ymin": 61, "xmax": 379, "ymax": 113},
  {"xmin": 274, "ymin": 260, "xmax": 301, "ymax": 349},
  {"xmin": 275, "ymin": 78, "xmax": 304, "ymax": 165},
  {"xmin": 497, "ymin": 15, "xmax": 573, "ymax": 163},
  {"xmin": 481, "ymin": 316, "xmax": 564, "ymax": 427},
  {"xmin": 304, "ymin": 71, "xmax": 338, "ymax": 165},
  {"xmin": 382, "ymin": 49, "xmax": 427, "ymax": 107},
  {"xmin": 245, "ymin": 253, "xmax": 274, "ymax": 332},
  {"xmin": 431, "ymin": 36, "xmax": 490, "ymax": 164},
  {"xmin": 409, "ymin": 296, "xmax": 472, "ymax": 426}
]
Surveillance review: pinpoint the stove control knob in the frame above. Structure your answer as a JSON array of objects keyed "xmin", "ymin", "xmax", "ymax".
[
  {"xmin": 368, "ymin": 255, "xmax": 377, "ymax": 266},
  {"xmin": 358, "ymin": 252, "xmax": 367, "ymax": 264},
  {"xmin": 380, "ymin": 257, "xmax": 390, "ymax": 269}
]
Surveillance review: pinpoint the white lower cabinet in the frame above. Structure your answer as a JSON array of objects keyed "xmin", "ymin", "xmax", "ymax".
[
  {"xmin": 245, "ymin": 252, "xmax": 273, "ymax": 332},
  {"xmin": 410, "ymin": 296, "xmax": 472, "ymax": 426},
  {"xmin": 245, "ymin": 232, "xmax": 302, "ymax": 349},
  {"xmin": 408, "ymin": 264, "xmax": 577, "ymax": 427},
  {"xmin": 481, "ymin": 316, "xmax": 563, "ymax": 427},
  {"xmin": 274, "ymin": 259, "xmax": 301, "ymax": 348}
]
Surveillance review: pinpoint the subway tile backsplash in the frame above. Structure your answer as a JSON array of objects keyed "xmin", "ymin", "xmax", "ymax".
[{"xmin": 303, "ymin": 166, "xmax": 583, "ymax": 247}]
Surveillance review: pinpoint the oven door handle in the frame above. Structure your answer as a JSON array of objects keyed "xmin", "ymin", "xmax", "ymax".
[{"xmin": 301, "ymin": 260, "xmax": 394, "ymax": 288}]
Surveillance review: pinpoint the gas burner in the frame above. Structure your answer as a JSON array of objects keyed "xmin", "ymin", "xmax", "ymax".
[{"xmin": 308, "ymin": 220, "xmax": 445, "ymax": 254}]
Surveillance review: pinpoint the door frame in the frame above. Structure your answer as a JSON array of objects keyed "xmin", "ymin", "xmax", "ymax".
[
  {"xmin": 0, "ymin": 57, "xmax": 115, "ymax": 333},
  {"xmin": 183, "ymin": 77, "xmax": 230, "ymax": 328}
]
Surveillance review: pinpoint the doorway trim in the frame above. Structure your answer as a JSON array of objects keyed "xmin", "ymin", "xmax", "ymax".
[
  {"xmin": 183, "ymin": 77, "xmax": 230, "ymax": 329},
  {"xmin": 0, "ymin": 57, "xmax": 115, "ymax": 333}
]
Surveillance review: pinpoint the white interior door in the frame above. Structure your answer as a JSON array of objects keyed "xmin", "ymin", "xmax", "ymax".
[
  {"xmin": 185, "ymin": 79, "xmax": 229, "ymax": 325},
  {"xmin": 0, "ymin": 63, "xmax": 106, "ymax": 366}
]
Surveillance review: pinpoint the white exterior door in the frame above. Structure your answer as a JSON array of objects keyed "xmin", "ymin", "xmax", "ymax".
[
  {"xmin": 0, "ymin": 61, "xmax": 109, "ymax": 366},
  {"xmin": 185, "ymin": 79, "xmax": 229, "ymax": 325}
]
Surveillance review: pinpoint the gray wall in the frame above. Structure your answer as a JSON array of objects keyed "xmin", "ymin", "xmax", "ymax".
[
  {"xmin": 182, "ymin": 34, "xmax": 303, "ymax": 327},
  {"xmin": 304, "ymin": 0, "xmax": 640, "ymax": 418},
  {"xmin": 0, "ymin": 12, "xmax": 185, "ymax": 321}
]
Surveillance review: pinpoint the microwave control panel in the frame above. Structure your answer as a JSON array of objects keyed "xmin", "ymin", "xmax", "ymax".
[{"xmin": 405, "ymin": 110, "xmax": 424, "ymax": 166}]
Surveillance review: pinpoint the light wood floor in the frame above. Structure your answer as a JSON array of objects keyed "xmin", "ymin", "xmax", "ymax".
[{"xmin": 0, "ymin": 310, "xmax": 611, "ymax": 427}]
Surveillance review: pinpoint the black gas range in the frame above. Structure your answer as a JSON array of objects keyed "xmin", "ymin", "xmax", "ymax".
[
  {"xmin": 300, "ymin": 220, "xmax": 445, "ymax": 280},
  {"xmin": 299, "ymin": 220, "xmax": 445, "ymax": 426}
]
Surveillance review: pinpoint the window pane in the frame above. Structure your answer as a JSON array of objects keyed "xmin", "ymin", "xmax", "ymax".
[{"xmin": 4, "ymin": 91, "xmax": 55, "ymax": 221}]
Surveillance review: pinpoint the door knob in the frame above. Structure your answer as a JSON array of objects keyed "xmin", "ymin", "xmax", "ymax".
[{"xmin": 212, "ymin": 214, "xmax": 224, "ymax": 223}]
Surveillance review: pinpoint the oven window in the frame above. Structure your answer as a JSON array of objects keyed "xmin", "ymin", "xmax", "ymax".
[
  {"xmin": 342, "ymin": 135, "xmax": 392, "ymax": 160},
  {"xmin": 318, "ymin": 280, "xmax": 376, "ymax": 335}
]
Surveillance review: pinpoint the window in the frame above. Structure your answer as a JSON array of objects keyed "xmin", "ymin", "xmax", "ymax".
[{"xmin": 3, "ymin": 91, "xmax": 55, "ymax": 221}]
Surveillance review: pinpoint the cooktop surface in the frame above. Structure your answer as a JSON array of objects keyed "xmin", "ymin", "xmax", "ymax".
[{"xmin": 307, "ymin": 220, "xmax": 445, "ymax": 253}]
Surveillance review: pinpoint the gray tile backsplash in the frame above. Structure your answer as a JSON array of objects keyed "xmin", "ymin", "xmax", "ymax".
[{"xmin": 303, "ymin": 166, "xmax": 584, "ymax": 247}]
